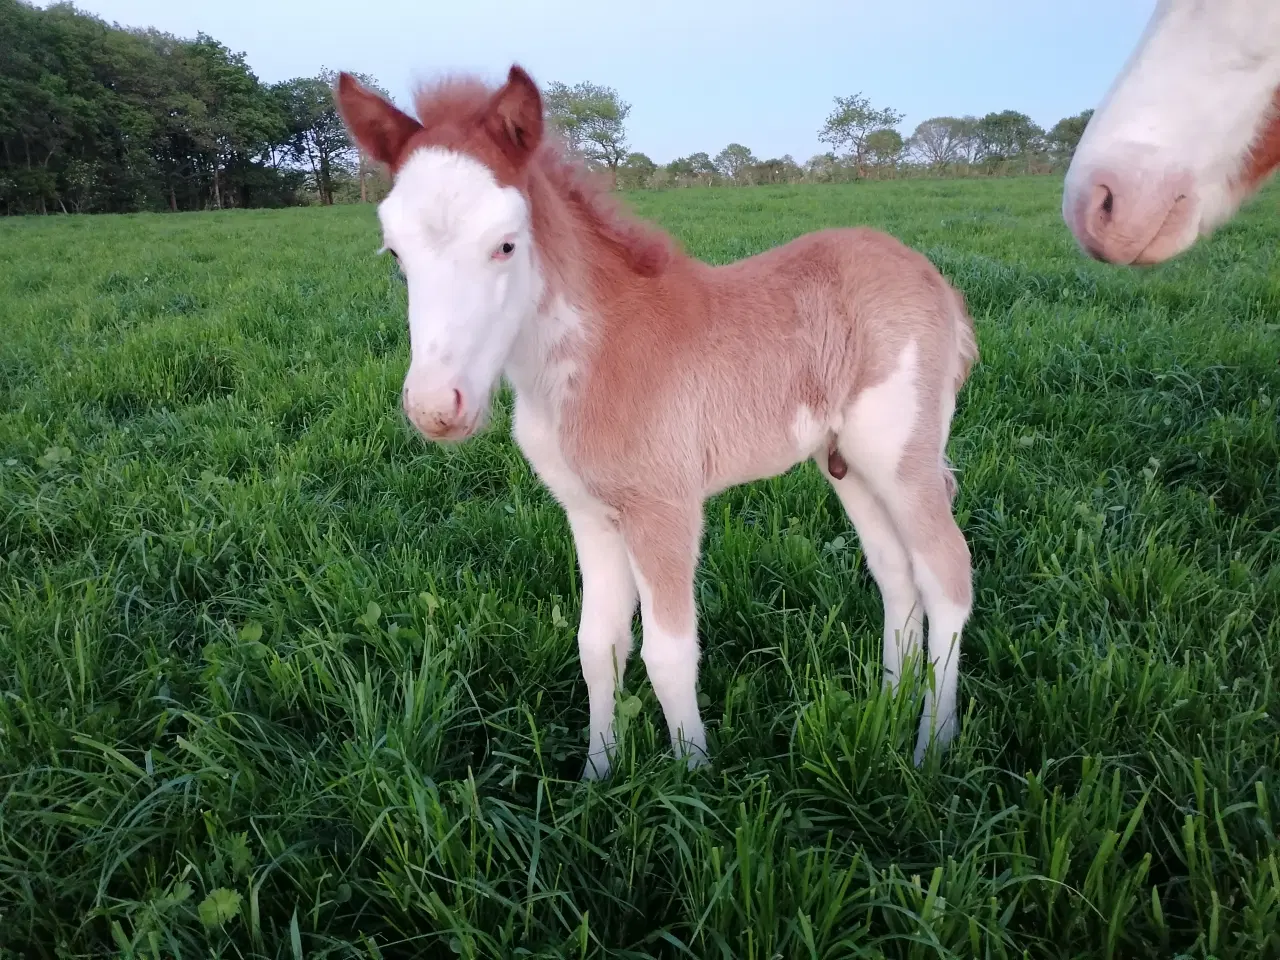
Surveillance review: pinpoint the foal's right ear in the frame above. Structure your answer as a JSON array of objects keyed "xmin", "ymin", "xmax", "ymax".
[{"xmin": 334, "ymin": 72, "xmax": 422, "ymax": 169}]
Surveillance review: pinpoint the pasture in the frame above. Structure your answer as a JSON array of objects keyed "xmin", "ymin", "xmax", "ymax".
[{"xmin": 1, "ymin": 175, "xmax": 1278, "ymax": 958}]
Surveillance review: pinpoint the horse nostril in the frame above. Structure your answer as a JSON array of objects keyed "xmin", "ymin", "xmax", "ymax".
[
  {"xmin": 452, "ymin": 388, "xmax": 464, "ymax": 418},
  {"xmin": 1097, "ymin": 183, "xmax": 1115, "ymax": 220}
]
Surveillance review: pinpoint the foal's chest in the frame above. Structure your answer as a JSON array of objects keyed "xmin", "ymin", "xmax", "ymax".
[{"xmin": 511, "ymin": 394, "xmax": 612, "ymax": 520}]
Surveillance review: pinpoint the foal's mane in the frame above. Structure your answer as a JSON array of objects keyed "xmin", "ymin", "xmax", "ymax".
[
  {"xmin": 538, "ymin": 150, "xmax": 677, "ymax": 278},
  {"xmin": 411, "ymin": 74, "xmax": 677, "ymax": 280},
  {"xmin": 412, "ymin": 76, "xmax": 493, "ymax": 137}
]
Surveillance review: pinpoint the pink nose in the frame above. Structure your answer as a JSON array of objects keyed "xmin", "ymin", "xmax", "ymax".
[
  {"xmin": 403, "ymin": 384, "xmax": 468, "ymax": 440},
  {"xmin": 1065, "ymin": 165, "xmax": 1196, "ymax": 266}
]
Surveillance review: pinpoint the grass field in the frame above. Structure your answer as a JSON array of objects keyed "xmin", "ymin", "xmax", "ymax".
[{"xmin": 1, "ymin": 175, "xmax": 1278, "ymax": 958}]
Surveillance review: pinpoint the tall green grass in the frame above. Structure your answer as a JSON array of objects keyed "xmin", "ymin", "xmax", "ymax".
[{"xmin": 1, "ymin": 175, "xmax": 1278, "ymax": 958}]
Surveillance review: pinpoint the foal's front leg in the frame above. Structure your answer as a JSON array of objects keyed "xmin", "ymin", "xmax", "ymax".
[
  {"xmin": 619, "ymin": 500, "xmax": 709, "ymax": 768},
  {"xmin": 566, "ymin": 508, "xmax": 638, "ymax": 780}
]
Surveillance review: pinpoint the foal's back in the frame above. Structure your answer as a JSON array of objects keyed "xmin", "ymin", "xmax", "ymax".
[{"xmin": 706, "ymin": 226, "xmax": 966, "ymax": 380}]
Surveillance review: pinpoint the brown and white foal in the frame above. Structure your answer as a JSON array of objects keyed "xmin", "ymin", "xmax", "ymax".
[{"xmin": 335, "ymin": 66, "xmax": 979, "ymax": 778}]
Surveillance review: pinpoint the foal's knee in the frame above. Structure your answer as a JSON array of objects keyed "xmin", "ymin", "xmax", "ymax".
[{"xmin": 640, "ymin": 633, "xmax": 699, "ymax": 694}]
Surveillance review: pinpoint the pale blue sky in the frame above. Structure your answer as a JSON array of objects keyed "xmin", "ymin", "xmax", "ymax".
[{"xmin": 51, "ymin": 0, "xmax": 1156, "ymax": 164}]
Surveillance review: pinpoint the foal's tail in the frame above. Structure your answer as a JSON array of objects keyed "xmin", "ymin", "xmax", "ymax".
[
  {"xmin": 942, "ymin": 284, "xmax": 978, "ymax": 504},
  {"xmin": 949, "ymin": 285, "xmax": 979, "ymax": 397}
]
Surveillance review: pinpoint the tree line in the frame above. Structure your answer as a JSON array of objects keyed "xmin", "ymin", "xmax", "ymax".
[
  {"xmin": 2, "ymin": 0, "xmax": 1094, "ymax": 215},
  {"xmin": 551, "ymin": 86, "xmax": 1095, "ymax": 190}
]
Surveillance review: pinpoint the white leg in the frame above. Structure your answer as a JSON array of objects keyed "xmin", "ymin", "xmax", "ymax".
[
  {"xmin": 909, "ymin": 560, "xmax": 968, "ymax": 765},
  {"xmin": 619, "ymin": 501, "xmax": 709, "ymax": 768},
  {"xmin": 838, "ymin": 399, "xmax": 973, "ymax": 764},
  {"xmin": 858, "ymin": 474, "xmax": 970, "ymax": 765},
  {"xmin": 566, "ymin": 508, "xmax": 638, "ymax": 780},
  {"xmin": 821, "ymin": 462, "xmax": 922, "ymax": 689}
]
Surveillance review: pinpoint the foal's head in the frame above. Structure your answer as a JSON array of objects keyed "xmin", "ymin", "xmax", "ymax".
[
  {"xmin": 1063, "ymin": 0, "xmax": 1280, "ymax": 265},
  {"xmin": 336, "ymin": 67, "xmax": 546, "ymax": 441}
]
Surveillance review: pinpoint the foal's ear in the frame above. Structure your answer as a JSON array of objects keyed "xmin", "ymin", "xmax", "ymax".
[
  {"xmin": 334, "ymin": 72, "xmax": 422, "ymax": 169},
  {"xmin": 486, "ymin": 64, "xmax": 544, "ymax": 164}
]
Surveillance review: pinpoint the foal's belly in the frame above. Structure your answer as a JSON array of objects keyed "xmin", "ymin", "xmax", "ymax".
[{"xmin": 702, "ymin": 403, "xmax": 830, "ymax": 497}]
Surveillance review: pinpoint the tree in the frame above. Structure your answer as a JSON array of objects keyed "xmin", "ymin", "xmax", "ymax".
[
  {"xmin": 714, "ymin": 142, "xmax": 757, "ymax": 183},
  {"xmin": 818, "ymin": 93, "xmax": 904, "ymax": 177},
  {"xmin": 182, "ymin": 33, "xmax": 286, "ymax": 209},
  {"xmin": 865, "ymin": 128, "xmax": 904, "ymax": 171},
  {"xmin": 750, "ymin": 155, "xmax": 803, "ymax": 184},
  {"xmin": 975, "ymin": 110, "xmax": 1045, "ymax": 169},
  {"xmin": 952, "ymin": 116, "xmax": 983, "ymax": 165},
  {"xmin": 275, "ymin": 68, "xmax": 370, "ymax": 205},
  {"xmin": 804, "ymin": 152, "xmax": 844, "ymax": 183},
  {"xmin": 543, "ymin": 80, "xmax": 631, "ymax": 188},
  {"xmin": 908, "ymin": 117, "xmax": 967, "ymax": 168},
  {"xmin": 1046, "ymin": 109, "xmax": 1094, "ymax": 166},
  {"xmin": 617, "ymin": 151, "xmax": 656, "ymax": 190},
  {"xmin": 666, "ymin": 152, "xmax": 717, "ymax": 186}
]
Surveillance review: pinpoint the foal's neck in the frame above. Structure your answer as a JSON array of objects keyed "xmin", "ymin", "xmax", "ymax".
[
  {"xmin": 505, "ymin": 151, "xmax": 682, "ymax": 412},
  {"xmin": 502, "ymin": 267, "xmax": 587, "ymax": 415}
]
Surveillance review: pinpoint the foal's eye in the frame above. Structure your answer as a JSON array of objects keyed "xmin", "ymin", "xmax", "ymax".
[{"xmin": 492, "ymin": 240, "xmax": 516, "ymax": 261}]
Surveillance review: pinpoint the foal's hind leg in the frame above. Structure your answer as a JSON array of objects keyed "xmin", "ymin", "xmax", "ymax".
[
  {"xmin": 817, "ymin": 457, "xmax": 923, "ymax": 690},
  {"xmin": 839, "ymin": 347, "xmax": 973, "ymax": 765},
  {"xmin": 869, "ymin": 475, "xmax": 969, "ymax": 766}
]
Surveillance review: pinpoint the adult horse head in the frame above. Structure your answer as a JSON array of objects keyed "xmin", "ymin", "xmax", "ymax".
[{"xmin": 1063, "ymin": 0, "xmax": 1280, "ymax": 265}]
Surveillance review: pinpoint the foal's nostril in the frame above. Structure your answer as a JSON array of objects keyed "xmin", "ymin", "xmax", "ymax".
[
  {"xmin": 451, "ymin": 388, "xmax": 464, "ymax": 418},
  {"xmin": 1101, "ymin": 187, "xmax": 1114, "ymax": 217}
]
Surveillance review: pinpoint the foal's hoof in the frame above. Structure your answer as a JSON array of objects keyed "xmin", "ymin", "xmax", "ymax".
[
  {"xmin": 911, "ymin": 740, "xmax": 930, "ymax": 768},
  {"xmin": 677, "ymin": 744, "xmax": 711, "ymax": 773},
  {"xmin": 581, "ymin": 754, "xmax": 612, "ymax": 781},
  {"xmin": 912, "ymin": 715, "xmax": 958, "ymax": 767}
]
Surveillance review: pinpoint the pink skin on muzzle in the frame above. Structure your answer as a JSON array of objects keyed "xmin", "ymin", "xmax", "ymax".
[
  {"xmin": 402, "ymin": 380, "xmax": 483, "ymax": 442},
  {"xmin": 1064, "ymin": 159, "xmax": 1198, "ymax": 266}
]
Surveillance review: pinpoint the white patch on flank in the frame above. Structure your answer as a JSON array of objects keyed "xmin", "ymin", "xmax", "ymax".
[
  {"xmin": 840, "ymin": 340, "xmax": 920, "ymax": 477},
  {"xmin": 790, "ymin": 404, "xmax": 826, "ymax": 456}
]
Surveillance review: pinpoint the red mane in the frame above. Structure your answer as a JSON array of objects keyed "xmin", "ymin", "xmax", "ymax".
[{"xmin": 537, "ymin": 148, "xmax": 677, "ymax": 278}]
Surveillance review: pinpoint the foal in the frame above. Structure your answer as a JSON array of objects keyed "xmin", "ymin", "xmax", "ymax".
[{"xmin": 335, "ymin": 66, "xmax": 979, "ymax": 778}]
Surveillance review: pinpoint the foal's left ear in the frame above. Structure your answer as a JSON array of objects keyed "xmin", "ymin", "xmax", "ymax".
[{"xmin": 486, "ymin": 64, "xmax": 544, "ymax": 164}]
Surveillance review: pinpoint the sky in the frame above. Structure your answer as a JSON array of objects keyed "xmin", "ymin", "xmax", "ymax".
[{"xmin": 46, "ymin": 0, "xmax": 1157, "ymax": 165}]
